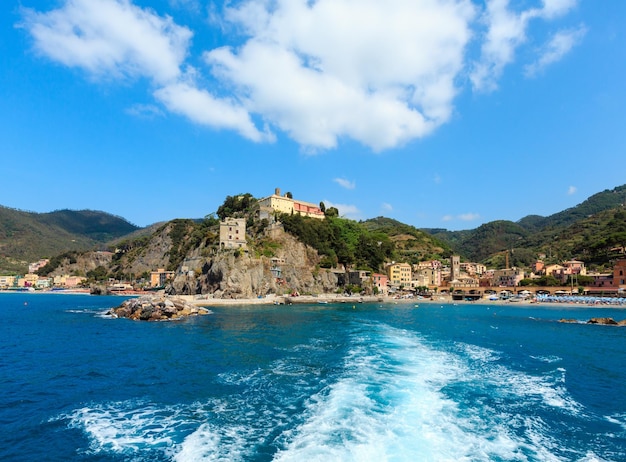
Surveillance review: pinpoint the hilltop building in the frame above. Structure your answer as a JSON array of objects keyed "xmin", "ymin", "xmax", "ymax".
[
  {"xmin": 258, "ymin": 188, "xmax": 325, "ymax": 220},
  {"xmin": 29, "ymin": 259, "xmax": 49, "ymax": 274},
  {"xmin": 219, "ymin": 217, "xmax": 247, "ymax": 249}
]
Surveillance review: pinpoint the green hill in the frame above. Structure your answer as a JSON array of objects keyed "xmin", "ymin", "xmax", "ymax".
[
  {"xmin": 425, "ymin": 184, "xmax": 626, "ymax": 269},
  {"xmin": 0, "ymin": 206, "xmax": 140, "ymax": 273}
]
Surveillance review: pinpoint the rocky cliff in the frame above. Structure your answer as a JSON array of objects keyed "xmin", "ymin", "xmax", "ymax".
[
  {"xmin": 48, "ymin": 221, "xmax": 340, "ymax": 298},
  {"xmin": 168, "ymin": 228, "xmax": 338, "ymax": 298}
]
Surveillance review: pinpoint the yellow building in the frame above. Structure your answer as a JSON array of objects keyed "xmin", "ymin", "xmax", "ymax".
[
  {"xmin": 150, "ymin": 268, "xmax": 175, "ymax": 288},
  {"xmin": 387, "ymin": 263, "xmax": 412, "ymax": 288},
  {"xmin": 258, "ymin": 188, "xmax": 325, "ymax": 220},
  {"xmin": 0, "ymin": 275, "xmax": 16, "ymax": 289},
  {"xmin": 21, "ymin": 273, "xmax": 39, "ymax": 287}
]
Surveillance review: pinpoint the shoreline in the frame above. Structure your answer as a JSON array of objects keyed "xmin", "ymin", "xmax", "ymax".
[{"xmin": 2, "ymin": 289, "xmax": 625, "ymax": 309}]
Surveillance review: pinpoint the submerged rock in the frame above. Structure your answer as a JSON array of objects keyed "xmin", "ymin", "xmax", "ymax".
[{"xmin": 109, "ymin": 295, "xmax": 211, "ymax": 321}]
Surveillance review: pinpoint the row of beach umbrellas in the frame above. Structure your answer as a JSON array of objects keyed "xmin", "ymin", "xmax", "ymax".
[{"xmin": 535, "ymin": 294, "xmax": 626, "ymax": 305}]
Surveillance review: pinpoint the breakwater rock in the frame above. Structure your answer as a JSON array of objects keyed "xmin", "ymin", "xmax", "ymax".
[
  {"xmin": 587, "ymin": 317, "xmax": 626, "ymax": 326},
  {"xmin": 559, "ymin": 317, "xmax": 626, "ymax": 326},
  {"xmin": 110, "ymin": 295, "xmax": 211, "ymax": 321}
]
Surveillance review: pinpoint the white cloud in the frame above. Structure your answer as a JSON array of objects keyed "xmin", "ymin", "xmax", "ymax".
[
  {"xmin": 567, "ymin": 185, "xmax": 577, "ymax": 195},
  {"xmin": 205, "ymin": 0, "xmax": 476, "ymax": 150},
  {"xmin": 154, "ymin": 82, "xmax": 271, "ymax": 141},
  {"xmin": 22, "ymin": 0, "xmax": 191, "ymax": 84},
  {"xmin": 382, "ymin": 203, "xmax": 393, "ymax": 212},
  {"xmin": 459, "ymin": 212, "xmax": 480, "ymax": 221},
  {"xmin": 22, "ymin": 0, "xmax": 582, "ymax": 150},
  {"xmin": 125, "ymin": 103, "xmax": 164, "ymax": 118},
  {"xmin": 333, "ymin": 178, "xmax": 355, "ymax": 190},
  {"xmin": 323, "ymin": 200, "xmax": 361, "ymax": 220},
  {"xmin": 525, "ymin": 26, "xmax": 586, "ymax": 77},
  {"xmin": 471, "ymin": 0, "xmax": 578, "ymax": 91},
  {"xmin": 442, "ymin": 212, "xmax": 479, "ymax": 222}
]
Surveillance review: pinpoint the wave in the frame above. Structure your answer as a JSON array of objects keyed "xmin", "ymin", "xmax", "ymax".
[
  {"xmin": 272, "ymin": 324, "xmax": 603, "ymax": 462},
  {"xmin": 55, "ymin": 322, "xmax": 624, "ymax": 461}
]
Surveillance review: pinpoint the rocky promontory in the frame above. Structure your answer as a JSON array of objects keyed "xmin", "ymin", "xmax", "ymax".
[{"xmin": 109, "ymin": 295, "xmax": 211, "ymax": 321}]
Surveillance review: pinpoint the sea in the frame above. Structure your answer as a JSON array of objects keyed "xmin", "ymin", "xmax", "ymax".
[{"xmin": 1, "ymin": 293, "xmax": 625, "ymax": 461}]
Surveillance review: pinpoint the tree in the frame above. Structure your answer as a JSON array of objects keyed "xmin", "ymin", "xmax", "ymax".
[
  {"xmin": 319, "ymin": 201, "xmax": 326, "ymax": 213},
  {"xmin": 87, "ymin": 265, "xmax": 108, "ymax": 281},
  {"xmin": 286, "ymin": 191, "xmax": 293, "ymax": 199},
  {"xmin": 216, "ymin": 193, "xmax": 257, "ymax": 220},
  {"xmin": 325, "ymin": 207, "xmax": 339, "ymax": 218}
]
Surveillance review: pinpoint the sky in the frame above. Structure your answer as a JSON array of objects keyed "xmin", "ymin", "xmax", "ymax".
[{"xmin": 1, "ymin": 0, "xmax": 625, "ymax": 231}]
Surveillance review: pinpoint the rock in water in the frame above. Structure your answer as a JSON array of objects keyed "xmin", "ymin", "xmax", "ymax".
[
  {"xmin": 110, "ymin": 295, "xmax": 211, "ymax": 321},
  {"xmin": 587, "ymin": 317, "xmax": 618, "ymax": 325}
]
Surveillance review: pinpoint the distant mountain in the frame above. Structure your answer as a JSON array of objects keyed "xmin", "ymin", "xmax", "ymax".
[
  {"xmin": 519, "ymin": 184, "xmax": 626, "ymax": 232},
  {"xmin": 0, "ymin": 206, "xmax": 140, "ymax": 273},
  {"xmin": 425, "ymin": 184, "xmax": 626, "ymax": 269}
]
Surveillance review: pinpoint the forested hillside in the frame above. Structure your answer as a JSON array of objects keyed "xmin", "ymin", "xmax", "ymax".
[{"xmin": 0, "ymin": 206, "xmax": 140, "ymax": 273}]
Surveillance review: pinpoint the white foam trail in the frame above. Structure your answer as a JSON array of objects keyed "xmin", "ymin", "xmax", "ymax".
[
  {"xmin": 273, "ymin": 324, "xmax": 582, "ymax": 461},
  {"xmin": 172, "ymin": 422, "xmax": 251, "ymax": 462},
  {"xmin": 60, "ymin": 400, "xmax": 201, "ymax": 456}
]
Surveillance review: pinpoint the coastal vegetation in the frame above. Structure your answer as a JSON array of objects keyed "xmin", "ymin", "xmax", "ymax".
[{"xmin": 1, "ymin": 184, "xmax": 625, "ymax": 276}]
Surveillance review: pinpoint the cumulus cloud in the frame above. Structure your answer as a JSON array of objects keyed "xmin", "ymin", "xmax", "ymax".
[
  {"xmin": 333, "ymin": 178, "xmax": 355, "ymax": 190},
  {"xmin": 154, "ymin": 82, "xmax": 271, "ymax": 141},
  {"xmin": 525, "ymin": 25, "xmax": 586, "ymax": 77},
  {"xmin": 21, "ymin": 0, "xmax": 583, "ymax": 150},
  {"xmin": 323, "ymin": 200, "xmax": 361, "ymax": 220},
  {"xmin": 382, "ymin": 203, "xmax": 394, "ymax": 212},
  {"xmin": 207, "ymin": 0, "xmax": 476, "ymax": 150},
  {"xmin": 567, "ymin": 185, "xmax": 577, "ymax": 195},
  {"xmin": 22, "ymin": 0, "xmax": 191, "ymax": 84},
  {"xmin": 471, "ymin": 0, "xmax": 578, "ymax": 91}
]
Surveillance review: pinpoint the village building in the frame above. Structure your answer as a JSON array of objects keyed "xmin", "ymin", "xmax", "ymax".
[
  {"xmin": 412, "ymin": 267, "xmax": 441, "ymax": 288},
  {"xmin": 372, "ymin": 273, "xmax": 388, "ymax": 295},
  {"xmin": 614, "ymin": 259, "xmax": 626, "ymax": 288},
  {"xmin": 449, "ymin": 255, "xmax": 461, "ymax": 281},
  {"xmin": 532, "ymin": 260, "xmax": 545, "ymax": 274},
  {"xmin": 460, "ymin": 262, "xmax": 486, "ymax": 276},
  {"xmin": 492, "ymin": 267, "xmax": 525, "ymax": 287},
  {"xmin": 0, "ymin": 275, "xmax": 16, "ymax": 289},
  {"xmin": 387, "ymin": 262, "xmax": 412, "ymax": 288},
  {"xmin": 587, "ymin": 272, "xmax": 613, "ymax": 288},
  {"xmin": 348, "ymin": 270, "xmax": 370, "ymax": 286},
  {"xmin": 53, "ymin": 275, "xmax": 86, "ymax": 288},
  {"xmin": 150, "ymin": 268, "xmax": 175, "ymax": 288}
]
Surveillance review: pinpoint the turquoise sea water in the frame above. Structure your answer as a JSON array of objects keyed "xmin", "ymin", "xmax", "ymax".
[{"xmin": 1, "ymin": 293, "xmax": 625, "ymax": 461}]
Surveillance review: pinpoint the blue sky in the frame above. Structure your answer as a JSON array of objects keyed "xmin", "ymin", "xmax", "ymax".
[{"xmin": 1, "ymin": 0, "xmax": 625, "ymax": 230}]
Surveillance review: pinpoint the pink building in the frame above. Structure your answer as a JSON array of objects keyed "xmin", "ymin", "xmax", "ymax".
[{"xmin": 372, "ymin": 273, "xmax": 388, "ymax": 295}]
